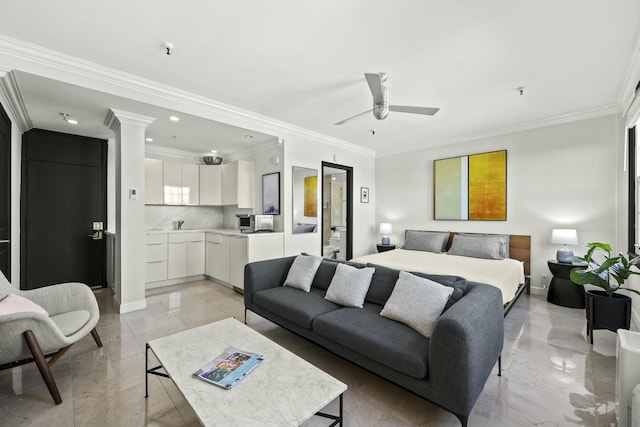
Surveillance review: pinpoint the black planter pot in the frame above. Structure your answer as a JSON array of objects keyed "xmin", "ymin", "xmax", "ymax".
[{"xmin": 584, "ymin": 289, "xmax": 631, "ymax": 344}]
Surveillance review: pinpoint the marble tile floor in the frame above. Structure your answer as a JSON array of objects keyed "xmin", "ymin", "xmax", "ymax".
[{"xmin": 0, "ymin": 279, "xmax": 618, "ymax": 427}]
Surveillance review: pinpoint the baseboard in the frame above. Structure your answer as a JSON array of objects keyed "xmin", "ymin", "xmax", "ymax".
[
  {"xmin": 145, "ymin": 275, "xmax": 206, "ymax": 290},
  {"xmin": 118, "ymin": 298, "xmax": 147, "ymax": 314},
  {"xmin": 529, "ymin": 286, "xmax": 546, "ymax": 296}
]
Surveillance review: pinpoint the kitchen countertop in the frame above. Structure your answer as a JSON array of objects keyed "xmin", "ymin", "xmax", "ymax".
[{"xmin": 145, "ymin": 228, "xmax": 284, "ymax": 237}]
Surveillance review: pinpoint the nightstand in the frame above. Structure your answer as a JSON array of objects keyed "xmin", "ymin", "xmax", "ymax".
[
  {"xmin": 547, "ymin": 260, "xmax": 587, "ymax": 308},
  {"xmin": 376, "ymin": 244, "xmax": 396, "ymax": 253}
]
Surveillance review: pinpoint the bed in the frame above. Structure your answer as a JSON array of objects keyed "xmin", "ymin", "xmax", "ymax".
[{"xmin": 352, "ymin": 231, "xmax": 531, "ymax": 315}]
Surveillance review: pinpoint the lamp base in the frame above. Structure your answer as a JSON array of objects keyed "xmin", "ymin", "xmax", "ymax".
[
  {"xmin": 381, "ymin": 236, "xmax": 390, "ymax": 245},
  {"xmin": 556, "ymin": 247, "xmax": 574, "ymax": 263}
]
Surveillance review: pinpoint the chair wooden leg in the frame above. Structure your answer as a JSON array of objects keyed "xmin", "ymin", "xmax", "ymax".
[
  {"xmin": 90, "ymin": 328, "xmax": 103, "ymax": 348},
  {"xmin": 23, "ymin": 330, "xmax": 62, "ymax": 405}
]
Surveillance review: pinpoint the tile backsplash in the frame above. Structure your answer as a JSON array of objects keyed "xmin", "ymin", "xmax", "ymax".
[{"xmin": 145, "ymin": 205, "xmax": 224, "ymax": 230}]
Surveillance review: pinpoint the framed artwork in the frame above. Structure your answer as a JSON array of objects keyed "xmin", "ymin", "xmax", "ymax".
[
  {"xmin": 360, "ymin": 187, "xmax": 369, "ymax": 203},
  {"xmin": 434, "ymin": 150, "xmax": 506, "ymax": 221},
  {"xmin": 304, "ymin": 175, "xmax": 318, "ymax": 217},
  {"xmin": 262, "ymin": 172, "xmax": 280, "ymax": 215}
]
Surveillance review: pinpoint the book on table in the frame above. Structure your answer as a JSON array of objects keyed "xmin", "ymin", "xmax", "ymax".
[{"xmin": 193, "ymin": 346, "xmax": 264, "ymax": 390}]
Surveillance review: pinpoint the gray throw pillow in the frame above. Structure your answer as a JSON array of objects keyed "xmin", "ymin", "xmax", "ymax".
[
  {"xmin": 402, "ymin": 230, "xmax": 450, "ymax": 253},
  {"xmin": 380, "ymin": 271, "xmax": 453, "ymax": 338},
  {"xmin": 459, "ymin": 233, "xmax": 510, "ymax": 258},
  {"xmin": 447, "ymin": 234, "xmax": 505, "ymax": 260},
  {"xmin": 324, "ymin": 263, "xmax": 375, "ymax": 308},
  {"xmin": 283, "ymin": 255, "xmax": 323, "ymax": 292}
]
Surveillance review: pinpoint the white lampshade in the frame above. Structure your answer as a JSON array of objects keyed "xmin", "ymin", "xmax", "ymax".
[
  {"xmin": 379, "ymin": 223, "xmax": 392, "ymax": 235},
  {"xmin": 550, "ymin": 229, "xmax": 578, "ymax": 245}
]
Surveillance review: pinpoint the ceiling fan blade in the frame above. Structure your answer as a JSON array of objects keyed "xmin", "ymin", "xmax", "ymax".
[
  {"xmin": 389, "ymin": 105, "xmax": 440, "ymax": 116},
  {"xmin": 364, "ymin": 73, "xmax": 385, "ymax": 102},
  {"xmin": 334, "ymin": 109, "xmax": 373, "ymax": 125}
]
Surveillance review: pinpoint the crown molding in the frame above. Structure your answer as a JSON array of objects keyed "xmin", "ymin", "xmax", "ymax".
[
  {"xmin": 618, "ymin": 31, "xmax": 640, "ymax": 113},
  {"xmin": 0, "ymin": 71, "xmax": 32, "ymax": 132},
  {"xmin": 377, "ymin": 103, "xmax": 622, "ymax": 157},
  {"xmin": 145, "ymin": 145, "xmax": 203, "ymax": 163},
  {"xmin": 104, "ymin": 108, "xmax": 155, "ymax": 132},
  {"xmin": 0, "ymin": 34, "xmax": 375, "ymax": 158}
]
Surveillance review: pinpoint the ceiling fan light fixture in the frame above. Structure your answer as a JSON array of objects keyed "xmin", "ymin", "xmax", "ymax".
[{"xmin": 373, "ymin": 104, "xmax": 389, "ymax": 120}]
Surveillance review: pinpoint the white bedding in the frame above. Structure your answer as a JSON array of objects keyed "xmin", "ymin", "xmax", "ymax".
[{"xmin": 351, "ymin": 249, "xmax": 525, "ymax": 304}]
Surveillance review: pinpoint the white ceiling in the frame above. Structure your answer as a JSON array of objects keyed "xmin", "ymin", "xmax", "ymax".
[{"xmin": 1, "ymin": 1, "xmax": 639, "ymax": 156}]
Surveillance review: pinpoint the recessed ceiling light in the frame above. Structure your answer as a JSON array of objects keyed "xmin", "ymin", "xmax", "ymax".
[
  {"xmin": 67, "ymin": 119, "xmax": 78, "ymax": 125},
  {"xmin": 169, "ymin": 116, "xmax": 180, "ymax": 122},
  {"xmin": 211, "ymin": 150, "xmax": 217, "ymax": 153},
  {"xmin": 244, "ymin": 134, "xmax": 254, "ymax": 139},
  {"xmin": 145, "ymin": 137, "xmax": 153, "ymax": 142}
]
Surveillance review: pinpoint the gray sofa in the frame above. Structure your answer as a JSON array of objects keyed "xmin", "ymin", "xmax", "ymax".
[{"xmin": 244, "ymin": 256, "xmax": 504, "ymax": 426}]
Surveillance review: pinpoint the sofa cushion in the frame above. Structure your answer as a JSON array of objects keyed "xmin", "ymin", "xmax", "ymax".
[
  {"xmin": 313, "ymin": 303, "xmax": 430, "ymax": 379},
  {"xmin": 324, "ymin": 264, "xmax": 375, "ymax": 308},
  {"xmin": 380, "ymin": 271, "xmax": 453, "ymax": 338},
  {"xmin": 366, "ymin": 263, "xmax": 467, "ymax": 311},
  {"xmin": 283, "ymin": 255, "xmax": 323, "ymax": 292},
  {"xmin": 311, "ymin": 258, "xmax": 368, "ymax": 291},
  {"xmin": 253, "ymin": 287, "xmax": 339, "ymax": 329}
]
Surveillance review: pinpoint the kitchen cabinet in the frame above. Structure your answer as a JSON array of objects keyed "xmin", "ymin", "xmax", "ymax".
[
  {"xmin": 145, "ymin": 233, "xmax": 168, "ymax": 282},
  {"xmin": 229, "ymin": 236, "xmax": 248, "ymax": 289},
  {"xmin": 160, "ymin": 161, "xmax": 200, "ymax": 205},
  {"xmin": 182, "ymin": 163, "xmax": 200, "ymax": 205},
  {"xmin": 167, "ymin": 232, "xmax": 205, "ymax": 279},
  {"xmin": 206, "ymin": 233, "xmax": 230, "ymax": 282},
  {"xmin": 229, "ymin": 234, "xmax": 284, "ymax": 290},
  {"xmin": 144, "ymin": 158, "xmax": 163, "ymax": 204},
  {"xmin": 200, "ymin": 165, "xmax": 222, "ymax": 205},
  {"xmin": 222, "ymin": 160, "xmax": 255, "ymax": 208}
]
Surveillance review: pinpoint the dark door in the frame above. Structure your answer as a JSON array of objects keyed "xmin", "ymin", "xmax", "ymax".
[
  {"xmin": 21, "ymin": 129, "xmax": 107, "ymax": 290},
  {"xmin": 0, "ymin": 102, "xmax": 10, "ymax": 279}
]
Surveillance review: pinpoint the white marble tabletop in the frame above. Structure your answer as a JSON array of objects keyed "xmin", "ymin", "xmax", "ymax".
[{"xmin": 147, "ymin": 317, "xmax": 346, "ymax": 427}]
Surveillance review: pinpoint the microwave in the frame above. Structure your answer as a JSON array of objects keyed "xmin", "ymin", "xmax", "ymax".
[{"xmin": 237, "ymin": 214, "xmax": 274, "ymax": 233}]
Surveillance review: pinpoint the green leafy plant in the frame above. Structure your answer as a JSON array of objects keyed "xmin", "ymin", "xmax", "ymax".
[{"xmin": 569, "ymin": 242, "xmax": 640, "ymax": 297}]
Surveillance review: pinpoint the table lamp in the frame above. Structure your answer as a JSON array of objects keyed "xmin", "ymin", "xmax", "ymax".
[
  {"xmin": 379, "ymin": 223, "xmax": 392, "ymax": 245},
  {"xmin": 551, "ymin": 228, "xmax": 578, "ymax": 263}
]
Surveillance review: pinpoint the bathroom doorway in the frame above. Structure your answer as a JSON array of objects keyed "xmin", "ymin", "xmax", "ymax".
[{"xmin": 321, "ymin": 162, "xmax": 353, "ymax": 260}]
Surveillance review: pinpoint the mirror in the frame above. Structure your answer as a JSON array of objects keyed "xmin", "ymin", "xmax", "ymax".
[
  {"xmin": 321, "ymin": 162, "xmax": 353, "ymax": 260},
  {"xmin": 292, "ymin": 166, "xmax": 318, "ymax": 233}
]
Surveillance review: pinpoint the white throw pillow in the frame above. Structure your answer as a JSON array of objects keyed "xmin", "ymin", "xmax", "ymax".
[
  {"xmin": 283, "ymin": 255, "xmax": 323, "ymax": 292},
  {"xmin": 324, "ymin": 263, "xmax": 375, "ymax": 308},
  {"xmin": 380, "ymin": 271, "xmax": 453, "ymax": 338}
]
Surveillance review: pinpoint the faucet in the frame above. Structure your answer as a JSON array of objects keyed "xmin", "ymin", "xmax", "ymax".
[{"xmin": 177, "ymin": 220, "xmax": 184, "ymax": 230}]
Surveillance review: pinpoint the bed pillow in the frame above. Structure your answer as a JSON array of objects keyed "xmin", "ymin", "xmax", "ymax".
[
  {"xmin": 459, "ymin": 233, "xmax": 510, "ymax": 258},
  {"xmin": 380, "ymin": 271, "xmax": 453, "ymax": 338},
  {"xmin": 283, "ymin": 255, "xmax": 323, "ymax": 292},
  {"xmin": 447, "ymin": 234, "xmax": 505, "ymax": 260},
  {"xmin": 402, "ymin": 230, "xmax": 450, "ymax": 253},
  {"xmin": 0, "ymin": 293, "xmax": 49, "ymax": 316},
  {"xmin": 324, "ymin": 263, "xmax": 375, "ymax": 308}
]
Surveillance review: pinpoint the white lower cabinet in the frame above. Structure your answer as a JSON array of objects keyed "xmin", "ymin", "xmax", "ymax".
[
  {"xmin": 206, "ymin": 233, "xmax": 230, "ymax": 282},
  {"xmin": 229, "ymin": 236, "xmax": 248, "ymax": 289},
  {"xmin": 145, "ymin": 233, "xmax": 168, "ymax": 283},
  {"xmin": 167, "ymin": 232, "xmax": 205, "ymax": 280}
]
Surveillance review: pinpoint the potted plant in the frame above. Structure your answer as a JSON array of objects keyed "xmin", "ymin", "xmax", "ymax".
[{"xmin": 569, "ymin": 242, "xmax": 640, "ymax": 343}]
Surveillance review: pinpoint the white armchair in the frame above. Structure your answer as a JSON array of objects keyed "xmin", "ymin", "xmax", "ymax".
[{"xmin": 0, "ymin": 271, "xmax": 102, "ymax": 404}]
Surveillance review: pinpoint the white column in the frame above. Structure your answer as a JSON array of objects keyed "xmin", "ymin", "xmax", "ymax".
[{"xmin": 105, "ymin": 109, "xmax": 155, "ymax": 313}]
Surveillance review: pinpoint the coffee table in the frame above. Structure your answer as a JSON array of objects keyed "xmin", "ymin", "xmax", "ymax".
[{"xmin": 145, "ymin": 317, "xmax": 346, "ymax": 426}]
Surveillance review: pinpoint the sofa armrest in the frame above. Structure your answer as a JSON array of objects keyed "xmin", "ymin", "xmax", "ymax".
[
  {"xmin": 428, "ymin": 281, "xmax": 504, "ymax": 416},
  {"xmin": 244, "ymin": 256, "xmax": 296, "ymax": 307}
]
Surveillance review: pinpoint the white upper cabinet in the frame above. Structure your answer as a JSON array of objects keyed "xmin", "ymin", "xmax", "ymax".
[
  {"xmin": 182, "ymin": 163, "xmax": 200, "ymax": 205},
  {"xmin": 144, "ymin": 158, "xmax": 164, "ymax": 204},
  {"xmin": 222, "ymin": 160, "xmax": 255, "ymax": 208},
  {"xmin": 163, "ymin": 161, "xmax": 183, "ymax": 205},
  {"xmin": 200, "ymin": 165, "xmax": 222, "ymax": 205}
]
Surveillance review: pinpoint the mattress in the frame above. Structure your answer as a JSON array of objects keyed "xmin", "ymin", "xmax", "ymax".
[{"xmin": 352, "ymin": 248, "xmax": 525, "ymax": 304}]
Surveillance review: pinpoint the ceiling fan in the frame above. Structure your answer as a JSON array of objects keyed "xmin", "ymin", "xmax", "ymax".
[{"xmin": 334, "ymin": 72, "xmax": 439, "ymax": 125}]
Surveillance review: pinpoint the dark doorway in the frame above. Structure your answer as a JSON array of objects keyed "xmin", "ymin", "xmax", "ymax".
[
  {"xmin": 0, "ymin": 102, "xmax": 10, "ymax": 279},
  {"xmin": 321, "ymin": 161, "xmax": 353, "ymax": 260},
  {"xmin": 21, "ymin": 129, "xmax": 107, "ymax": 290}
]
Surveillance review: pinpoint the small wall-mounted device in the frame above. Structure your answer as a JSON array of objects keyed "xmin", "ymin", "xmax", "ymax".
[{"xmin": 129, "ymin": 188, "xmax": 137, "ymax": 200}]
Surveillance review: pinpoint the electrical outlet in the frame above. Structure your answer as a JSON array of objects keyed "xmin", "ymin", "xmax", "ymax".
[{"xmin": 540, "ymin": 274, "xmax": 549, "ymax": 288}]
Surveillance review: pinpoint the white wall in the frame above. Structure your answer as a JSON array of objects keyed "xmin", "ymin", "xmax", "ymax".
[{"xmin": 376, "ymin": 114, "xmax": 623, "ymax": 293}]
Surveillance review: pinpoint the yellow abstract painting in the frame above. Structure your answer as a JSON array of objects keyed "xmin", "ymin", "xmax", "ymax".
[
  {"xmin": 468, "ymin": 150, "xmax": 506, "ymax": 220},
  {"xmin": 304, "ymin": 176, "xmax": 318, "ymax": 217}
]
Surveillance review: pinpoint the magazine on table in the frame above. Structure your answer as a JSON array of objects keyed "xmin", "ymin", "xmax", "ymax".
[{"xmin": 193, "ymin": 346, "xmax": 265, "ymax": 390}]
